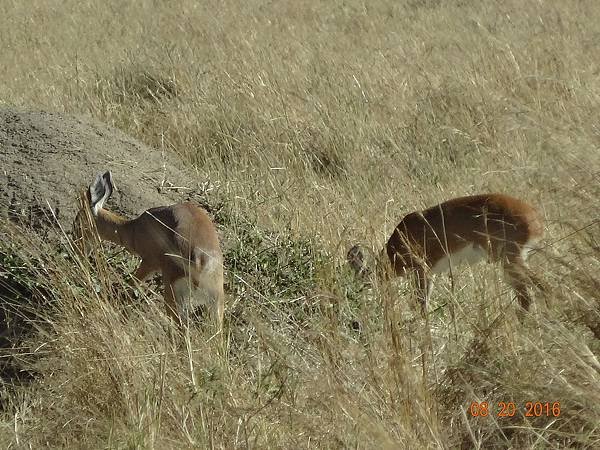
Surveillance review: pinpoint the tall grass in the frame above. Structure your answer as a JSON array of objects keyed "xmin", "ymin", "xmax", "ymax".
[{"xmin": 1, "ymin": 0, "xmax": 599, "ymax": 448}]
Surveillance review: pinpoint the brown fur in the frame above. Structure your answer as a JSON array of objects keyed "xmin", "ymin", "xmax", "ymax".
[
  {"xmin": 351, "ymin": 194, "xmax": 545, "ymax": 313},
  {"xmin": 75, "ymin": 189, "xmax": 224, "ymax": 329}
]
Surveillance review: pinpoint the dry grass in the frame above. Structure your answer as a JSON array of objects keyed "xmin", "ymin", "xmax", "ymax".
[{"xmin": 1, "ymin": 0, "xmax": 600, "ymax": 448}]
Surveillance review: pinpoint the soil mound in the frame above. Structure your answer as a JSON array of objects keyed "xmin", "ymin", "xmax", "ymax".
[{"xmin": 0, "ymin": 108, "xmax": 201, "ymax": 234}]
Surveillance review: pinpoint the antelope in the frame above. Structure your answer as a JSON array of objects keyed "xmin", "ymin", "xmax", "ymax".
[
  {"xmin": 74, "ymin": 171, "xmax": 225, "ymax": 329},
  {"xmin": 347, "ymin": 194, "xmax": 545, "ymax": 314}
]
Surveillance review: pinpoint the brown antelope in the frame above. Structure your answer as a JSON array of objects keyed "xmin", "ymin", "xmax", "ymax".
[
  {"xmin": 74, "ymin": 171, "xmax": 225, "ymax": 329},
  {"xmin": 348, "ymin": 194, "xmax": 545, "ymax": 313}
]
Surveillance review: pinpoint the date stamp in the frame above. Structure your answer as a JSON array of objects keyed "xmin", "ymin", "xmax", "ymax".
[{"xmin": 468, "ymin": 401, "xmax": 561, "ymax": 418}]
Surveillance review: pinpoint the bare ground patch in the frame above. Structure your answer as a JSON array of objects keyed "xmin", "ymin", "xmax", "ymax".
[{"xmin": 0, "ymin": 107, "xmax": 204, "ymax": 234}]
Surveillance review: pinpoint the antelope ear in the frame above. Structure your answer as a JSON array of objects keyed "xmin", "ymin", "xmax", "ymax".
[
  {"xmin": 88, "ymin": 170, "xmax": 115, "ymax": 216},
  {"xmin": 347, "ymin": 244, "xmax": 366, "ymax": 275}
]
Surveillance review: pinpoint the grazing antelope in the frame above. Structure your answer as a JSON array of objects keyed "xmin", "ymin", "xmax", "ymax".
[
  {"xmin": 348, "ymin": 194, "xmax": 545, "ymax": 313},
  {"xmin": 74, "ymin": 171, "xmax": 225, "ymax": 329}
]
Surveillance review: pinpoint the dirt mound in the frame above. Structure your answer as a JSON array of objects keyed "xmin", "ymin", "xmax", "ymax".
[{"xmin": 0, "ymin": 108, "xmax": 202, "ymax": 234}]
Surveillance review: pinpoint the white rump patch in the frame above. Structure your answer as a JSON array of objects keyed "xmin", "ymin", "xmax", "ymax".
[
  {"xmin": 521, "ymin": 239, "xmax": 540, "ymax": 262},
  {"xmin": 172, "ymin": 249, "xmax": 223, "ymax": 316},
  {"xmin": 430, "ymin": 243, "xmax": 488, "ymax": 275},
  {"xmin": 172, "ymin": 275, "xmax": 219, "ymax": 315},
  {"xmin": 202, "ymin": 252, "xmax": 222, "ymax": 275},
  {"xmin": 191, "ymin": 247, "xmax": 222, "ymax": 275}
]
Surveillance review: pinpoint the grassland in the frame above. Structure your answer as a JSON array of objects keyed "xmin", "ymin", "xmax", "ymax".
[{"xmin": 1, "ymin": 0, "xmax": 599, "ymax": 448}]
